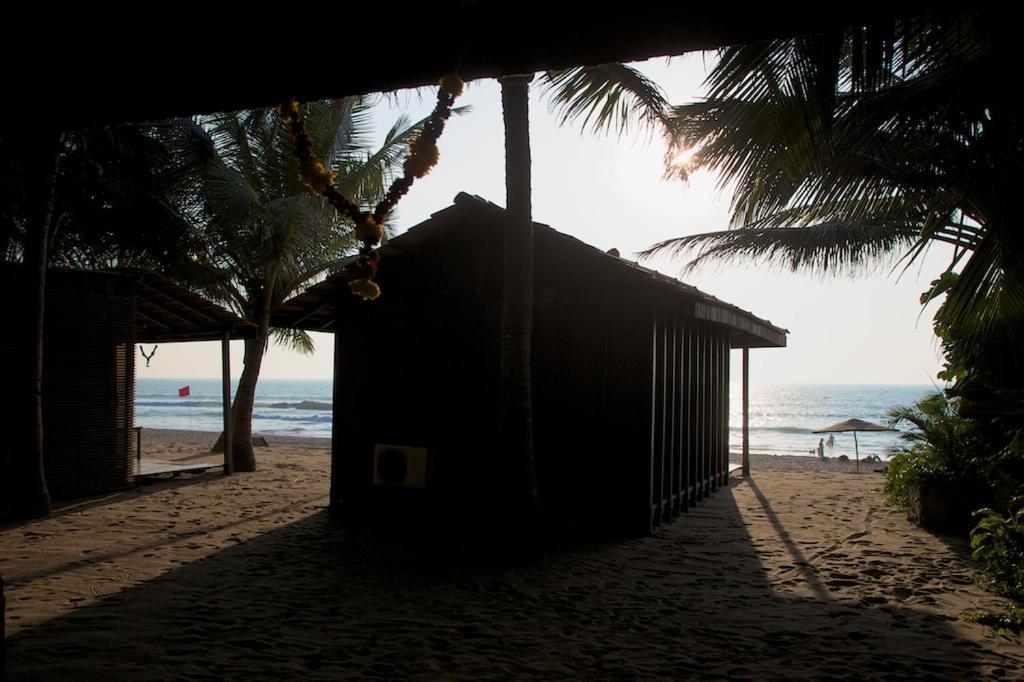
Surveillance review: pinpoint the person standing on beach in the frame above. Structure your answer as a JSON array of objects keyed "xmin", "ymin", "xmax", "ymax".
[
  {"xmin": 816, "ymin": 438, "xmax": 825, "ymax": 460},
  {"xmin": 826, "ymin": 434, "xmax": 834, "ymax": 448}
]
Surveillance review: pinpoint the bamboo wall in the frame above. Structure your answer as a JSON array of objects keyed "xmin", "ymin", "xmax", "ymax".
[
  {"xmin": 41, "ymin": 274, "xmax": 136, "ymax": 499},
  {"xmin": 0, "ymin": 270, "xmax": 136, "ymax": 506}
]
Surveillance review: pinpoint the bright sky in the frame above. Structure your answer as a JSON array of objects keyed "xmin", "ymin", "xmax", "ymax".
[{"xmin": 139, "ymin": 54, "xmax": 950, "ymax": 387}]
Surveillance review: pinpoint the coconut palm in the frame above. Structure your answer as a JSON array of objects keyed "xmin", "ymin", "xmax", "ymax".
[
  {"xmin": 2, "ymin": 123, "xmax": 200, "ymax": 518},
  {"xmin": 174, "ymin": 98, "xmax": 442, "ymax": 471},
  {"xmin": 498, "ymin": 76, "xmax": 541, "ymax": 533},
  {"xmin": 2, "ymin": 131, "xmax": 61, "ymax": 519},
  {"xmin": 642, "ymin": 11, "xmax": 1022, "ymax": 352},
  {"xmin": 541, "ymin": 62, "xmax": 678, "ymax": 166},
  {"xmin": 546, "ymin": 11, "xmax": 1023, "ymax": 412},
  {"xmin": 47, "ymin": 125, "xmax": 201, "ymax": 270},
  {"xmin": 887, "ymin": 392, "xmax": 983, "ymax": 482}
]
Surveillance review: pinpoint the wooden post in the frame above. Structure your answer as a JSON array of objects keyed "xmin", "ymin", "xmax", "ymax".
[
  {"xmin": 718, "ymin": 340, "xmax": 725, "ymax": 486},
  {"xmin": 658, "ymin": 311, "xmax": 667, "ymax": 522},
  {"xmin": 709, "ymin": 336, "xmax": 717, "ymax": 492},
  {"xmin": 724, "ymin": 341, "xmax": 730, "ymax": 483},
  {"xmin": 681, "ymin": 322, "xmax": 689, "ymax": 513},
  {"xmin": 331, "ymin": 314, "xmax": 371, "ymax": 517},
  {"xmin": 221, "ymin": 333, "xmax": 233, "ymax": 475},
  {"xmin": 648, "ymin": 314, "xmax": 658, "ymax": 532},
  {"xmin": 672, "ymin": 315, "xmax": 682, "ymax": 516},
  {"xmin": 723, "ymin": 340, "xmax": 730, "ymax": 486},
  {"xmin": 702, "ymin": 332, "xmax": 710, "ymax": 498},
  {"xmin": 687, "ymin": 327, "xmax": 696, "ymax": 507},
  {"xmin": 742, "ymin": 347, "xmax": 750, "ymax": 477},
  {"xmin": 2, "ymin": 572, "xmax": 6, "ymax": 680},
  {"xmin": 697, "ymin": 331, "xmax": 705, "ymax": 500},
  {"xmin": 651, "ymin": 310, "xmax": 664, "ymax": 527},
  {"xmin": 330, "ymin": 329, "xmax": 342, "ymax": 513},
  {"xmin": 854, "ymin": 431, "xmax": 860, "ymax": 473}
]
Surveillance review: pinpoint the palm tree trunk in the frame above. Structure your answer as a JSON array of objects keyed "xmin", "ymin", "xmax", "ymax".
[
  {"xmin": 499, "ymin": 75, "xmax": 540, "ymax": 528},
  {"xmin": 11, "ymin": 130, "xmax": 62, "ymax": 519},
  {"xmin": 230, "ymin": 327, "xmax": 267, "ymax": 472}
]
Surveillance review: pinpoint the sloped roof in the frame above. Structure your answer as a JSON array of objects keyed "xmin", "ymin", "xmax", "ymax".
[
  {"xmin": 272, "ymin": 193, "xmax": 787, "ymax": 348},
  {"xmin": 116, "ymin": 268, "xmax": 258, "ymax": 343},
  {"xmin": 0, "ymin": 264, "xmax": 257, "ymax": 342}
]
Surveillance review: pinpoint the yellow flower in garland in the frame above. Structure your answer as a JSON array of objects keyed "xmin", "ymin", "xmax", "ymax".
[
  {"xmin": 300, "ymin": 160, "xmax": 335, "ymax": 193},
  {"xmin": 281, "ymin": 73, "xmax": 464, "ymax": 302},
  {"xmin": 354, "ymin": 214, "xmax": 383, "ymax": 244},
  {"xmin": 439, "ymin": 74, "xmax": 465, "ymax": 98},
  {"xmin": 349, "ymin": 278, "xmax": 381, "ymax": 301},
  {"xmin": 403, "ymin": 138, "xmax": 440, "ymax": 179}
]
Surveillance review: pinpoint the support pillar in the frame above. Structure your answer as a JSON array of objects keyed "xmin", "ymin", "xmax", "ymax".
[
  {"xmin": 742, "ymin": 347, "xmax": 750, "ymax": 477},
  {"xmin": 221, "ymin": 333, "xmax": 233, "ymax": 475}
]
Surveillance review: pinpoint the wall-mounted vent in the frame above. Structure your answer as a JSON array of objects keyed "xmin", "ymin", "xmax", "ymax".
[{"xmin": 373, "ymin": 444, "xmax": 429, "ymax": 488}]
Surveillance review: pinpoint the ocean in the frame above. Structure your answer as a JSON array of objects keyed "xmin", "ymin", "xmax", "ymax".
[
  {"xmin": 136, "ymin": 379, "xmax": 935, "ymax": 460},
  {"xmin": 136, "ymin": 378, "xmax": 334, "ymax": 439}
]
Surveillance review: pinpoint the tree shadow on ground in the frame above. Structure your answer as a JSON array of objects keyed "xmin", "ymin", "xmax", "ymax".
[
  {"xmin": 1, "ymin": 470, "xmax": 223, "ymax": 532},
  {"xmin": 5, "ymin": 482, "xmax": 1006, "ymax": 680}
]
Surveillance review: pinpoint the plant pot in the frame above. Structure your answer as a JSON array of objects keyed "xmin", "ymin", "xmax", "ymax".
[{"xmin": 906, "ymin": 481, "xmax": 984, "ymax": 536}]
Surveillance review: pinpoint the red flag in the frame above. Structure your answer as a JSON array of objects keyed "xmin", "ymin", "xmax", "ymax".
[{"xmin": 178, "ymin": 385, "xmax": 190, "ymax": 397}]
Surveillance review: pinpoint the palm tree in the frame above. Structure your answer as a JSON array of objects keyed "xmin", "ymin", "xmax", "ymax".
[
  {"xmin": 498, "ymin": 75, "xmax": 541, "ymax": 533},
  {"xmin": 887, "ymin": 392, "xmax": 983, "ymax": 483},
  {"xmin": 470, "ymin": 65, "xmax": 676, "ymax": 532},
  {"xmin": 546, "ymin": 11, "xmax": 1023, "ymax": 412},
  {"xmin": 46, "ymin": 125, "xmax": 201, "ymax": 270},
  {"xmin": 3, "ymin": 130, "xmax": 61, "ymax": 518},
  {"xmin": 642, "ymin": 11, "xmax": 1022, "ymax": 355},
  {"xmin": 2, "ymin": 122, "xmax": 198, "ymax": 518},
  {"xmin": 174, "ymin": 99, "xmax": 433, "ymax": 471}
]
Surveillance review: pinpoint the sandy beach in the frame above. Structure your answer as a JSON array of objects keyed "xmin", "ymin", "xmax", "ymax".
[{"xmin": 3, "ymin": 430, "xmax": 1023, "ymax": 679}]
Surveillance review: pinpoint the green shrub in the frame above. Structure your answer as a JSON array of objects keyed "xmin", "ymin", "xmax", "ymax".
[
  {"xmin": 884, "ymin": 392, "xmax": 991, "ymax": 509},
  {"xmin": 970, "ymin": 500, "xmax": 1024, "ymax": 632},
  {"xmin": 972, "ymin": 501, "xmax": 1024, "ymax": 602},
  {"xmin": 883, "ymin": 449, "xmax": 937, "ymax": 508}
]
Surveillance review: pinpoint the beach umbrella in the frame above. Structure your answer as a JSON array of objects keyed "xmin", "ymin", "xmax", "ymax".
[{"xmin": 813, "ymin": 418, "xmax": 892, "ymax": 472}]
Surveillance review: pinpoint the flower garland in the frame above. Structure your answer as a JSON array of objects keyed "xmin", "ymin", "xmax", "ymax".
[{"xmin": 280, "ymin": 74, "xmax": 465, "ymax": 300}]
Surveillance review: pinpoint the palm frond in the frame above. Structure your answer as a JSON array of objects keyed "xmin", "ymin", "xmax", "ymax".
[
  {"xmin": 642, "ymin": 220, "xmax": 920, "ymax": 275},
  {"xmin": 655, "ymin": 11, "xmax": 1007, "ymax": 300},
  {"xmin": 541, "ymin": 64, "xmax": 674, "ymax": 140},
  {"xmin": 271, "ymin": 328, "xmax": 316, "ymax": 355},
  {"xmin": 334, "ymin": 104, "xmax": 470, "ymax": 207}
]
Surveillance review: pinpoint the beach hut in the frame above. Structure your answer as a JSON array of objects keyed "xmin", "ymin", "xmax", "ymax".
[
  {"xmin": 0, "ymin": 267, "xmax": 255, "ymax": 508},
  {"xmin": 273, "ymin": 194, "xmax": 786, "ymax": 533}
]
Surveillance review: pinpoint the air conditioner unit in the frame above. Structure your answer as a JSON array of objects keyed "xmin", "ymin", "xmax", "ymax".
[{"xmin": 373, "ymin": 444, "xmax": 429, "ymax": 488}]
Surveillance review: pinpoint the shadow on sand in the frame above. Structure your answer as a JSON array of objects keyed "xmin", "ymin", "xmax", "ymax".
[
  {"xmin": 5, "ymin": 479, "xmax": 1001, "ymax": 679},
  {"xmin": 2, "ymin": 469, "xmax": 223, "ymax": 532}
]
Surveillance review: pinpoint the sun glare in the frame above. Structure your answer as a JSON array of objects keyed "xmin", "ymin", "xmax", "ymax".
[{"xmin": 671, "ymin": 146, "xmax": 697, "ymax": 168}]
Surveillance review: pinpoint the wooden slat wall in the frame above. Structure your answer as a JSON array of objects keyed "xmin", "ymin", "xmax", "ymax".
[
  {"xmin": 687, "ymin": 325, "xmax": 697, "ymax": 507},
  {"xmin": 116, "ymin": 341, "xmax": 136, "ymax": 477},
  {"xmin": 41, "ymin": 276, "xmax": 136, "ymax": 500},
  {"xmin": 711, "ymin": 336, "xmax": 720, "ymax": 491},
  {"xmin": 673, "ymin": 313, "xmax": 685, "ymax": 516},
  {"xmin": 650, "ymin": 310, "xmax": 665, "ymax": 525},
  {"xmin": 698, "ymin": 329, "xmax": 707, "ymax": 500},
  {"xmin": 722, "ymin": 338, "xmax": 731, "ymax": 485},
  {"xmin": 650, "ymin": 310, "xmax": 732, "ymax": 529}
]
